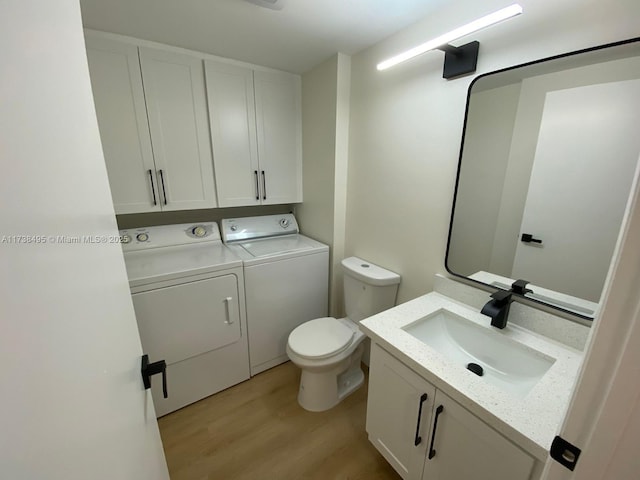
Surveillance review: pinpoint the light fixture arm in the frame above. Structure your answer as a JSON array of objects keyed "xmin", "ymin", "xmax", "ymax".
[
  {"xmin": 376, "ymin": 4, "xmax": 522, "ymax": 79},
  {"xmin": 438, "ymin": 41, "xmax": 480, "ymax": 79}
]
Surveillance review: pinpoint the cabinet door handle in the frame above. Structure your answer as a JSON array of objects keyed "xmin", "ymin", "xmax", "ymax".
[
  {"xmin": 158, "ymin": 169, "xmax": 168, "ymax": 205},
  {"xmin": 254, "ymin": 170, "xmax": 260, "ymax": 200},
  {"xmin": 147, "ymin": 170, "xmax": 158, "ymax": 206},
  {"xmin": 428, "ymin": 404, "xmax": 444, "ymax": 459},
  {"xmin": 261, "ymin": 170, "xmax": 267, "ymax": 200},
  {"xmin": 223, "ymin": 297, "xmax": 234, "ymax": 324},
  {"xmin": 414, "ymin": 393, "xmax": 428, "ymax": 446}
]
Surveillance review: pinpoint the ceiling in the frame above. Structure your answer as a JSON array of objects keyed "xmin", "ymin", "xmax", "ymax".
[{"xmin": 79, "ymin": 0, "xmax": 448, "ymax": 73}]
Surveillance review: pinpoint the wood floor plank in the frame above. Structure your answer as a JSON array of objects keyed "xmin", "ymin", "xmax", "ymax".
[{"xmin": 158, "ymin": 361, "xmax": 401, "ymax": 480}]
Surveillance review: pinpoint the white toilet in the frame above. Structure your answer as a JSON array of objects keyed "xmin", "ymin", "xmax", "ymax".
[{"xmin": 286, "ymin": 256, "xmax": 401, "ymax": 412}]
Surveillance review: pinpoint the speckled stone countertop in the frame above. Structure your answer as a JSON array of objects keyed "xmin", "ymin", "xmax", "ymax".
[{"xmin": 360, "ymin": 292, "xmax": 583, "ymax": 462}]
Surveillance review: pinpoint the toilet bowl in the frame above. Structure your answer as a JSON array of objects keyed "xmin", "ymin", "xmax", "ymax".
[{"xmin": 286, "ymin": 257, "xmax": 400, "ymax": 412}]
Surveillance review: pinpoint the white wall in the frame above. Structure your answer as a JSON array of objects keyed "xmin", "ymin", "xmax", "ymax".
[
  {"xmin": 345, "ymin": 0, "xmax": 640, "ymax": 304},
  {"xmin": 298, "ymin": 53, "xmax": 351, "ymax": 315}
]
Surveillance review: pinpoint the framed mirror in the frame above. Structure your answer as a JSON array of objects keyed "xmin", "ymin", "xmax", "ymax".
[{"xmin": 446, "ymin": 37, "xmax": 640, "ymax": 320}]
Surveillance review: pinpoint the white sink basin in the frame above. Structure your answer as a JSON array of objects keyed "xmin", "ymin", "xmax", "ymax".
[{"xmin": 403, "ymin": 308, "xmax": 555, "ymax": 397}]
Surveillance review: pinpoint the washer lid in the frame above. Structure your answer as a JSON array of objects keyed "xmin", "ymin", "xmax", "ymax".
[{"xmin": 288, "ymin": 317, "xmax": 354, "ymax": 360}]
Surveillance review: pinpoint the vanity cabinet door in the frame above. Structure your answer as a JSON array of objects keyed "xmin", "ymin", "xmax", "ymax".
[
  {"xmin": 421, "ymin": 389, "xmax": 535, "ymax": 480},
  {"xmin": 367, "ymin": 344, "xmax": 436, "ymax": 480}
]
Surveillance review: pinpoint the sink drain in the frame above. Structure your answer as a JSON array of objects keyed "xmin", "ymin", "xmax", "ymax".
[{"xmin": 466, "ymin": 362, "xmax": 484, "ymax": 377}]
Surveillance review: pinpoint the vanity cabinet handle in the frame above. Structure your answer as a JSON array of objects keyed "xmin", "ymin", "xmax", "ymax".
[
  {"xmin": 428, "ymin": 405, "xmax": 444, "ymax": 459},
  {"xmin": 414, "ymin": 393, "xmax": 428, "ymax": 446},
  {"xmin": 148, "ymin": 170, "xmax": 157, "ymax": 206}
]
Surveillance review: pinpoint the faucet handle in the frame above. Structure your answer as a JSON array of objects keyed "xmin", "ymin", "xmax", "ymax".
[
  {"xmin": 490, "ymin": 289, "xmax": 512, "ymax": 305},
  {"xmin": 512, "ymin": 279, "xmax": 533, "ymax": 295}
]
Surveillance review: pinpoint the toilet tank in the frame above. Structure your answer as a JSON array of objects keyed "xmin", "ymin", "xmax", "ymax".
[{"xmin": 341, "ymin": 257, "xmax": 401, "ymax": 322}]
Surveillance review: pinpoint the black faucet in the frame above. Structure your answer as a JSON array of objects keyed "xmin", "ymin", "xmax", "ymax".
[
  {"xmin": 481, "ymin": 290, "xmax": 513, "ymax": 329},
  {"xmin": 481, "ymin": 279, "xmax": 532, "ymax": 329}
]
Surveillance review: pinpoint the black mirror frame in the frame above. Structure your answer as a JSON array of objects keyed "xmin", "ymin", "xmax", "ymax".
[{"xmin": 444, "ymin": 36, "xmax": 640, "ymax": 321}]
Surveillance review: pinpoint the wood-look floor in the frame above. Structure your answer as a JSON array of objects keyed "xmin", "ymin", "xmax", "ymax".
[{"xmin": 158, "ymin": 361, "xmax": 401, "ymax": 480}]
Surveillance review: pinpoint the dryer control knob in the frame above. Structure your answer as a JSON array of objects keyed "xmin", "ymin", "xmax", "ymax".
[
  {"xmin": 230, "ymin": 225, "xmax": 238, "ymax": 232},
  {"xmin": 136, "ymin": 233, "xmax": 149, "ymax": 242},
  {"xmin": 279, "ymin": 218, "xmax": 290, "ymax": 228},
  {"xmin": 192, "ymin": 226, "xmax": 206, "ymax": 237}
]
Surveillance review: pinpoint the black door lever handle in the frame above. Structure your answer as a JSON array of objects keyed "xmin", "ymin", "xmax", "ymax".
[
  {"xmin": 521, "ymin": 233, "xmax": 542, "ymax": 244},
  {"xmin": 141, "ymin": 354, "xmax": 168, "ymax": 398}
]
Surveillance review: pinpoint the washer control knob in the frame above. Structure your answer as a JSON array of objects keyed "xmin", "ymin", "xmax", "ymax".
[
  {"xmin": 136, "ymin": 233, "xmax": 149, "ymax": 242},
  {"xmin": 279, "ymin": 218, "xmax": 290, "ymax": 228},
  {"xmin": 192, "ymin": 226, "xmax": 206, "ymax": 237},
  {"xmin": 120, "ymin": 234, "xmax": 131, "ymax": 244},
  {"xmin": 230, "ymin": 225, "xmax": 238, "ymax": 232}
]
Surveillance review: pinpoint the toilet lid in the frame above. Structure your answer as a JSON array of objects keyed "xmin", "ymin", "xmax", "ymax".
[{"xmin": 288, "ymin": 317, "xmax": 355, "ymax": 360}]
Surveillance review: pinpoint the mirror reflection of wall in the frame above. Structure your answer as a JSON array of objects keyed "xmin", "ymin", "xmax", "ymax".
[{"xmin": 447, "ymin": 39, "xmax": 640, "ymax": 319}]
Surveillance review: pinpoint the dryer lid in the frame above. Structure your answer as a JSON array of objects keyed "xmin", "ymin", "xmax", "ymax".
[{"xmin": 288, "ymin": 317, "xmax": 354, "ymax": 360}]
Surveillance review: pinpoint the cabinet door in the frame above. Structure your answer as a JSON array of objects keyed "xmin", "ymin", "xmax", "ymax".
[
  {"xmin": 254, "ymin": 70, "xmax": 302, "ymax": 205},
  {"xmin": 422, "ymin": 390, "xmax": 535, "ymax": 480},
  {"xmin": 367, "ymin": 344, "xmax": 436, "ymax": 480},
  {"xmin": 205, "ymin": 60, "xmax": 260, "ymax": 207},
  {"xmin": 85, "ymin": 36, "xmax": 160, "ymax": 214},
  {"xmin": 139, "ymin": 47, "xmax": 217, "ymax": 210}
]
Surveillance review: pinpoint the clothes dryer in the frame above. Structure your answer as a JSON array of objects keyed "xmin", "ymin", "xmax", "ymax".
[{"xmin": 120, "ymin": 222, "xmax": 249, "ymax": 416}]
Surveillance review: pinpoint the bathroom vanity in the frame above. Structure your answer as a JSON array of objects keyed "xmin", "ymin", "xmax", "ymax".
[{"xmin": 360, "ymin": 285, "xmax": 583, "ymax": 480}]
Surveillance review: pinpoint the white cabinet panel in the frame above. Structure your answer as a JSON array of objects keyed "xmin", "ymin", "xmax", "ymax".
[
  {"xmin": 205, "ymin": 62, "xmax": 302, "ymax": 207},
  {"xmin": 85, "ymin": 36, "xmax": 159, "ymax": 213},
  {"xmin": 139, "ymin": 47, "xmax": 217, "ymax": 210},
  {"xmin": 205, "ymin": 61, "xmax": 260, "ymax": 207},
  {"xmin": 367, "ymin": 345, "xmax": 436, "ymax": 480},
  {"xmin": 254, "ymin": 70, "xmax": 303, "ymax": 205}
]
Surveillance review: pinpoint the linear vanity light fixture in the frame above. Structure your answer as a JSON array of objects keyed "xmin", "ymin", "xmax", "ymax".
[{"xmin": 376, "ymin": 3, "xmax": 523, "ymax": 79}]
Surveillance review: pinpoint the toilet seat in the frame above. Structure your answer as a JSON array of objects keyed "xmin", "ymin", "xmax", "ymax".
[{"xmin": 288, "ymin": 317, "xmax": 355, "ymax": 360}]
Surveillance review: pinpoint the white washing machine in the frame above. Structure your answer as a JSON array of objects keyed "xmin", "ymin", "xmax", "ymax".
[
  {"xmin": 221, "ymin": 214, "xmax": 329, "ymax": 375},
  {"xmin": 120, "ymin": 222, "xmax": 250, "ymax": 417}
]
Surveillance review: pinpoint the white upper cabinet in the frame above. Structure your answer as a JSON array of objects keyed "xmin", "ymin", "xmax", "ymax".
[
  {"xmin": 205, "ymin": 61, "xmax": 260, "ymax": 206},
  {"xmin": 86, "ymin": 35, "xmax": 217, "ymax": 213},
  {"xmin": 86, "ymin": 32, "xmax": 301, "ymax": 213},
  {"xmin": 85, "ymin": 36, "xmax": 160, "ymax": 213},
  {"xmin": 138, "ymin": 48, "xmax": 217, "ymax": 211},
  {"xmin": 254, "ymin": 70, "xmax": 302, "ymax": 205},
  {"xmin": 206, "ymin": 60, "xmax": 302, "ymax": 207}
]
